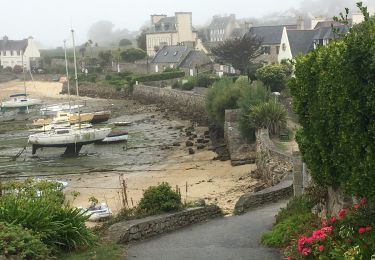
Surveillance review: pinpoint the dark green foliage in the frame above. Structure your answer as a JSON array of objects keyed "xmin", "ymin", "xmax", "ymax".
[
  {"xmin": 181, "ymin": 81, "xmax": 195, "ymax": 91},
  {"xmin": 137, "ymin": 182, "xmax": 182, "ymax": 214},
  {"xmin": 238, "ymin": 81, "xmax": 270, "ymax": 140},
  {"xmin": 120, "ymin": 48, "xmax": 147, "ymax": 62},
  {"xmin": 98, "ymin": 50, "xmax": 112, "ymax": 67},
  {"xmin": 211, "ymin": 34, "xmax": 262, "ymax": 74},
  {"xmin": 163, "ymin": 67, "xmax": 181, "ymax": 73},
  {"xmin": 289, "ymin": 7, "xmax": 375, "ymax": 199},
  {"xmin": 12, "ymin": 65, "xmax": 23, "ymax": 74},
  {"xmin": 0, "ymin": 180, "xmax": 97, "ymax": 252},
  {"xmin": 172, "ymin": 81, "xmax": 182, "ymax": 89},
  {"xmin": 275, "ymin": 195, "xmax": 314, "ymax": 224},
  {"xmin": 0, "ymin": 222, "xmax": 49, "ymax": 259},
  {"xmin": 134, "ymin": 71, "xmax": 185, "ymax": 82},
  {"xmin": 256, "ymin": 63, "xmax": 293, "ymax": 92},
  {"xmin": 75, "ymin": 73, "xmax": 97, "ymax": 83},
  {"xmin": 136, "ymin": 30, "xmax": 147, "ymax": 51},
  {"xmin": 58, "ymin": 243, "xmax": 124, "ymax": 260},
  {"xmin": 196, "ymin": 74, "xmax": 218, "ymax": 88},
  {"xmin": 205, "ymin": 78, "xmax": 242, "ymax": 126},
  {"xmin": 119, "ymin": 38, "xmax": 132, "ymax": 47}
]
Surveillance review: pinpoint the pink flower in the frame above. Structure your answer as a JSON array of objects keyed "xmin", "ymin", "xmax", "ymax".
[
  {"xmin": 318, "ymin": 245, "xmax": 324, "ymax": 252},
  {"xmin": 287, "ymin": 257, "xmax": 292, "ymax": 260},
  {"xmin": 330, "ymin": 216, "xmax": 337, "ymax": 223},
  {"xmin": 366, "ymin": 226, "xmax": 372, "ymax": 232},
  {"xmin": 346, "ymin": 239, "xmax": 352, "ymax": 244},
  {"xmin": 306, "ymin": 236, "xmax": 315, "ymax": 243},
  {"xmin": 359, "ymin": 227, "xmax": 367, "ymax": 234},
  {"xmin": 338, "ymin": 208, "xmax": 346, "ymax": 220},
  {"xmin": 298, "ymin": 237, "xmax": 306, "ymax": 252},
  {"xmin": 321, "ymin": 226, "xmax": 333, "ymax": 234},
  {"xmin": 301, "ymin": 247, "xmax": 311, "ymax": 257},
  {"xmin": 360, "ymin": 198, "xmax": 367, "ymax": 206},
  {"xmin": 312, "ymin": 230, "xmax": 326, "ymax": 241},
  {"xmin": 353, "ymin": 204, "xmax": 360, "ymax": 209}
]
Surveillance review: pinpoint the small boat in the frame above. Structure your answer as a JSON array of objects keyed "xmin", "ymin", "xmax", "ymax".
[
  {"xmin": 91, "ymin": 111, "xmax": 111, "ymax": 124},
  {"xmin": 30, "ymin": 122, "xmax": 92, "ymax": 133},
  {"xmin": 97, "ymin": 130, "xmax": 128, "ymax": 144},
  {"xmin": 1, "ymin": 94, "xmax": 41, "ymax": 109},
  {"xmin": 79, "ymin": 203, "xmax": 112, "ymax": 221},
  {"xmin": 113, "ymin": 121, "xmax": 132, "ymax": 126},
  {"xmin": 40, "ymin": 103, "xmax": 83, "ymax": 116},
  {"xmin": 28, "ymin": 127, "xmax": 111, "ymax": 155}
]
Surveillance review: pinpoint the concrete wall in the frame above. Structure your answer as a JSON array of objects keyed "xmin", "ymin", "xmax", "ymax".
[
  {"xmin": 132, "ymin": 84, "xmax": 208, "ymax": 125},
  {"xmin": 108, "ymin": 205, "xmax": 222, "ymax": 244},
  {"xmin": 224, "ymin": 109, "xmax": 256, "ymax": 166},
  {"xmin": 256, "ymin": 129, "xmax": 293, "ymax": 186}
]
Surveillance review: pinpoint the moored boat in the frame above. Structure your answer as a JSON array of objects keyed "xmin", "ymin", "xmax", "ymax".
[
  {"xmin": 1, "ymin": 94, "xmax": 41, "ymax": 109},
  {"xmin": 91, "ymin": 111, "xmax": 111, "ymax": 124},
  {"xmin": 79, "ymin": 203, "xmax": 112, "ymax": 221},
  {"xmin": 97, "ymin": 130, "xmax": 128, "ymax": 144}
]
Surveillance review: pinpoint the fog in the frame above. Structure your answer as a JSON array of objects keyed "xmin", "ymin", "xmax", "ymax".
[{"xmin": 0, "ymin": 0, "xmax": 372, "ymax": 48}]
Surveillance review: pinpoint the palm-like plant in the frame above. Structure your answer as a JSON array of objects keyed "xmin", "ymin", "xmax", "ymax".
[{"xmin": 248, "ymin": 101, "xmax": 287, "ymax": 136}]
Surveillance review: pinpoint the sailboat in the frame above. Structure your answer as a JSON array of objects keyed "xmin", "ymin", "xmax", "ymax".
[
  {"xmin": 28, "ymin": 29, "xmax": 111, "ymax": 155},
  {"xmin": 1, "ymin": 56, "xmax": 41, "ymax": 110}
]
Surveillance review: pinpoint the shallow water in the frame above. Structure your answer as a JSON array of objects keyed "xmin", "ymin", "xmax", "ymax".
[{"xmin": 0, "ymin": 103, "xmax": 184, "ymax": 179}]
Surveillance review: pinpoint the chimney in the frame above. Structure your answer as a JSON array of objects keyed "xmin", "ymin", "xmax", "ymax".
[{"xmin": 297, "ymin": 16, "xmax": 305, "ymax": 30}]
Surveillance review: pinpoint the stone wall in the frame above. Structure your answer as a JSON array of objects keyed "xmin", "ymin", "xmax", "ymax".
[
  {"xmin": 256, "ymin": 129, "xmax": 293, "ymax": 186},
  {"xmin": 108, "ymin": 205, "xmax": 222, "ymax": 244},
  {"xmin": 132, "ymin": 85, "xmax": 208, "ymax": 125},
  {"xmin": 234, "ymin": 174, "xmax": 293, "ymax": 214},
  {"xmin": 224, "ymin": 109, "xmax": 256, "ymax": 166}
]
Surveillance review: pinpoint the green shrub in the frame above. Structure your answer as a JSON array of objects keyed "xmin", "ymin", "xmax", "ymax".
[
  {"xmin": 196, "ymin": 74, "xmax": 218, "ymax": 88},
  {"xmin": 0, "ymin": 222, "xmax": 49, "ymax": 259},
  {"xmin": 256, "ymin": 64, "xmax": 292, "ymax": 92},
  {"xmin": 172, "ymin": 81, "xmax": 181, "ymax": 89},
  {"xmin": 205, "ymin": 78, "xmax": 242, "ymax": 127},
  {"xmin": 289, "ymin": 7, "xmax": 375, "ymax": 199},
  {"xmin": 275, "ymin": 195, "xmax": 314, "ymax": 224},
  {"xmin": 137, "ymin": 182, "xmax": 182, "ymax": 214},
  {"xmin": 181, "ymin": 81, "xmax": 195, "ymax": 91},
  {"xmin": 238, "ymin": 81, "xmax": 270, "ymax": 140},
  {"xmin": 134, "ymin": 71, "xmax": 185, "ymax": 82},
  {"xmin": 163, "ymin": 67, "xmax": 180, "ymax": 73},
  {"xmin": 120, "ymin": 48, "xmax": 147, "ymax": 62},
  {"xmin": 261, "ymin": 213, "xmax": 319, "ymax": 247}
]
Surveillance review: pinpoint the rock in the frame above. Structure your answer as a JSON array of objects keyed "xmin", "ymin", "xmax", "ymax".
[
  {"xmin": 185, "ymin": 131, "xmax": 192, "ymax": 137},
  {"xmin": 168, "ymin": 126, "xmax": 173, "ymax": 129},
  {"xmin": 172, "ymin": 142, "xmax": 181, "ymax": 146},
  {"xmin": 204, "ymin": 130, "xmax": 210, "ymax": 136},
  {"xmin": 151, "ymin": 115, "xmax": 155, "ymax": 118},
  {"xmin": 202, "ymin": 139, "xmax": 210, "ymax": 144},
  {"xmin": 196, "ymin": 138, "xmax": 205, "ymax": 144},
  {"xmin": 188, "ymin": 148, "xmax": 195, "ymax": 154},
  {"xmin": 192, "ymin": 134, "xmax": 198, "ymax": 138},
  {"xmin": 197, "ymin": 144, "xmax": 205, "ymax": 150},
  {"xmin": 186, "ymin": 140, "xmax": 194, "ymax": 147},
  {"xmin": 193, "ymin": 198, "xmax": 206, "ymax": 207},
  {"xmin": 188, "ymin": 136, "xmax": 195, "ymax": 141}
]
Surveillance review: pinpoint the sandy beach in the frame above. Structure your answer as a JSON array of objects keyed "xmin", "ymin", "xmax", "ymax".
[{"xmin": 1, "ymin": 80, "xmax": 259, "ymax": 215}]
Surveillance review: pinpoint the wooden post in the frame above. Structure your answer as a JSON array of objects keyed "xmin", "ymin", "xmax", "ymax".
[{"xmin": 185, "ymin": 181, "xmax": 188, "ymax": 204}]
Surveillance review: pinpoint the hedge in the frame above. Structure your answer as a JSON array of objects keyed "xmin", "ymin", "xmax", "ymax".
[
  {"xmin": 289, "ymin": 8, "xmax": 375, "ymax": 199},
  {"xmin": 134, "ymin": 71, "xmax": 185, "ymax": 82}
]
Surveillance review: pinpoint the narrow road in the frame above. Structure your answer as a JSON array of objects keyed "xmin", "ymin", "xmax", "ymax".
[{"xmin": 126, "ymin": 201, "xmax": 286, "ymax": 260}]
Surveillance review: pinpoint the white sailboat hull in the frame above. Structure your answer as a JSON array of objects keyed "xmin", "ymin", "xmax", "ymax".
[
  {"xmin": 1, "ymin": 98, "xmax": 41, "ymax": 108},
  {"xmin": 40, "ymin": 104, "xmax": 83, "ymax": 116}
]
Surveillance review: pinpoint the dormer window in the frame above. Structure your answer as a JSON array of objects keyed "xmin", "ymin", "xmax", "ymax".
[
  {"xmin": 173, "ymin": 51, "xmax": 178, "ymax": 56},
  {"xmin": 163, "ymin": 52, "xmax": 168, "ymax": 56}
]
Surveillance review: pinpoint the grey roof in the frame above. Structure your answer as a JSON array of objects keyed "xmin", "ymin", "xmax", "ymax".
[
  {"xmin": 247, "ymin": 25, "xmax": 297, "ymax": 45},
  {"xmin": 230, "ymin": 28, "xmax": 246, "ymax": 38},
  {"xmin": 314, "ymin": 20, "xmax": 352, "ymax": 29},
  {"xmin": 179, "ymin": 50, "xmax": 212, "ymax": 68},
  {"xmin": 151, "ymin": 45, "xmax": 190, "ymax": 64},
  {"xmin": 286, "ymin": 30, "xmax": 316, "ymax": 56},
  {"xmin": 209, "ymin": 16, "xmax": 233, "ymax": 30},
  {"xmin": 0, "ymin": 37, "xmax": 27, "ymax": 51},
  {"xmin": 313, "ymin": 25, "xmax": 349, "ymax": 40}
]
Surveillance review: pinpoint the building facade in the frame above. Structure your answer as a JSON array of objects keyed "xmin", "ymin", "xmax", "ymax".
[
  {"xmin": 0, "ymin": 36, "xmax": 40, "ymax": 70},
  {"xmin": 146, "ymin": 12, "xmax": 198, "ymax": 56},
  {"xmin": 208, "ymin": 14, "xmax": 240, "ymax": 42}
]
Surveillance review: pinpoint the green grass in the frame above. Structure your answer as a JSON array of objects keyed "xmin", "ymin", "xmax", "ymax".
[{"xmin": 58, "ymin": 243, "xmax": 125, "ymax": 260}]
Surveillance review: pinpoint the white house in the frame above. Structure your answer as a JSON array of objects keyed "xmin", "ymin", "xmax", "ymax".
[{"xmin": 0, "ymin": 36, "xmax": 40, "ymax": 70}]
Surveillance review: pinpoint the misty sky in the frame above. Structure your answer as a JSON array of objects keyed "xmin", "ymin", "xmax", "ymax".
[{"xmin": 0, "ymin": 0, "xmax": 369, "ymax": 48}]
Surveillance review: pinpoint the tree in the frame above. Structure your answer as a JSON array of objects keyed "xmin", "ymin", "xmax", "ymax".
[
  {"xmin": 98, "ymin": 50, "xmax": 112, "ymax": 67},
  {"xmin": 120, "ymin": 48, "xmax": 147, "ymax": 62},
  {"xmin": 211, "ymin": 34, "xmax": 262, "ymax": 74},
  {"xmin": 290, "ymin": 3, "xmax": 375, "ymax": 199},
  {"xmin": 119, "ymin": 38, "xmax": 132, "ymax": 47},
  {"xmin": 256, "ymin": 64, "xmax": 293, "ymax": 92},
  {"xmin": 136, "ymin": 30, "xmax": 147, "ymax": 51}
]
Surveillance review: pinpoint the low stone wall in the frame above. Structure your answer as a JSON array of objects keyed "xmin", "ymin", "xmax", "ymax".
[
  {"xmin": 224, "ymin": 109, "xmax": 256, "ymax": 166},
  {"xmin": 234, "ymin": 174, "xmax": 293, "ymax": 214},
  {"xmin": 256, "ymin": 129, "xmax": 293, "ymax": 186},
  {"xmin": 132, "ymin": 85, "xmax": 208, "ymax": 125},
  {"xmin": 108, "ymin": 205, "xmax": 222, "ymax": 244}
]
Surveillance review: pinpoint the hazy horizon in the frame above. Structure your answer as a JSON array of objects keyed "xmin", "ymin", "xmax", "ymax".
[{"xmin": 0, "ymin": 0, "xmax": 372, "ymax": 48}]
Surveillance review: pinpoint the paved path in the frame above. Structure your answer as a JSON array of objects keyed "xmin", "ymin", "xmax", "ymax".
[{"xmin": 127, "ymin": 201, "xmax": 286, "ymax": 260}]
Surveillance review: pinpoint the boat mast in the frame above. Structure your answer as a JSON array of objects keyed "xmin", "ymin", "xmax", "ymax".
[
  {"xmin": 22, "ymin": 54, "xmax": 26, "ymax": 96},
  {"xmin": 63, "ymin": 40, "xmax": 72, "ymax": 111},
  {"xmin": 71, "ymin": 29, "xmax": 81, "ymax": 129}
]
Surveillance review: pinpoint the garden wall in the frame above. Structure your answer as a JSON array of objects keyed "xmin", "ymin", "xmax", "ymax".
[
  {"xmin": 132, "ymin": 85, "xmax": 208, "ymax": 125},
  {"xmin": 223, "ymin": 109, "xmax": 256, "ymax": 166},
  {"xmin": 108, "ymin": 205, "xmax": 222, "ymax": 244},
  {"xmin": 256, "ymin": 129, "xmax": 293, "ymax": 186}
]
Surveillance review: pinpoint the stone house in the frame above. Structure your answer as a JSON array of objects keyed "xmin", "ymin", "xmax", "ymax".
[
  {"xmin": 246, "ymin": 25, "xmax": 297, "ymax": 65},
  {"xmin": 0, "ymin": 36, "xmax": 40, "ymax": 70},
  {"xmin": 150, "ymin": 44, "xmax": 212, "ymax": 76},
  {"xmin": 146, "ymin": 12, "xmax": 198, "ymax": 57},
  {"xmin": 208, "ymin": 14, "xmax": 240, "ymax": 42}
]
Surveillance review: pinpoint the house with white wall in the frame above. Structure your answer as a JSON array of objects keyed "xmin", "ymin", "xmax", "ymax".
[
  {"xmin": 146, "ymin": 12, "xmax": 198, "ymax": 57},
  {"xmin": 0, "ymin": 36, "xmax": 40, "ymax": 70}
]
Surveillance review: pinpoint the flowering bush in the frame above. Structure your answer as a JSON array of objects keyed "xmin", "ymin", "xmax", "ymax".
[{"xmin": 285, "ymin": 198, "xmax": 375, "ymax": 259}]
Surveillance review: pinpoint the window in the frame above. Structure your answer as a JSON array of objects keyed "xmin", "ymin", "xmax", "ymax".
[
  {"xmin": 282, "ymin": 43, "xmax": 286, "ymax": 51},
  {"xmin": 173, "ymin": 51, "xmax": 178, "ymax": 56},
  {"xmin": 10, "ymin": 51, "xmax": 14, "ymax": 56},
  {"xmin": 262, "ymin": 46, "xmax": 271, "ymax": 55},
  {"xmin": 163, "ymin": 52, "xmax": 168, "ymax": 56},
  {"xmin": 17, "ymin": 50, "xmax": 21, "ymax": 55},
  {"xmin": 276, "ymin": 46, "xmax": 280, "ymax": 55}
]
